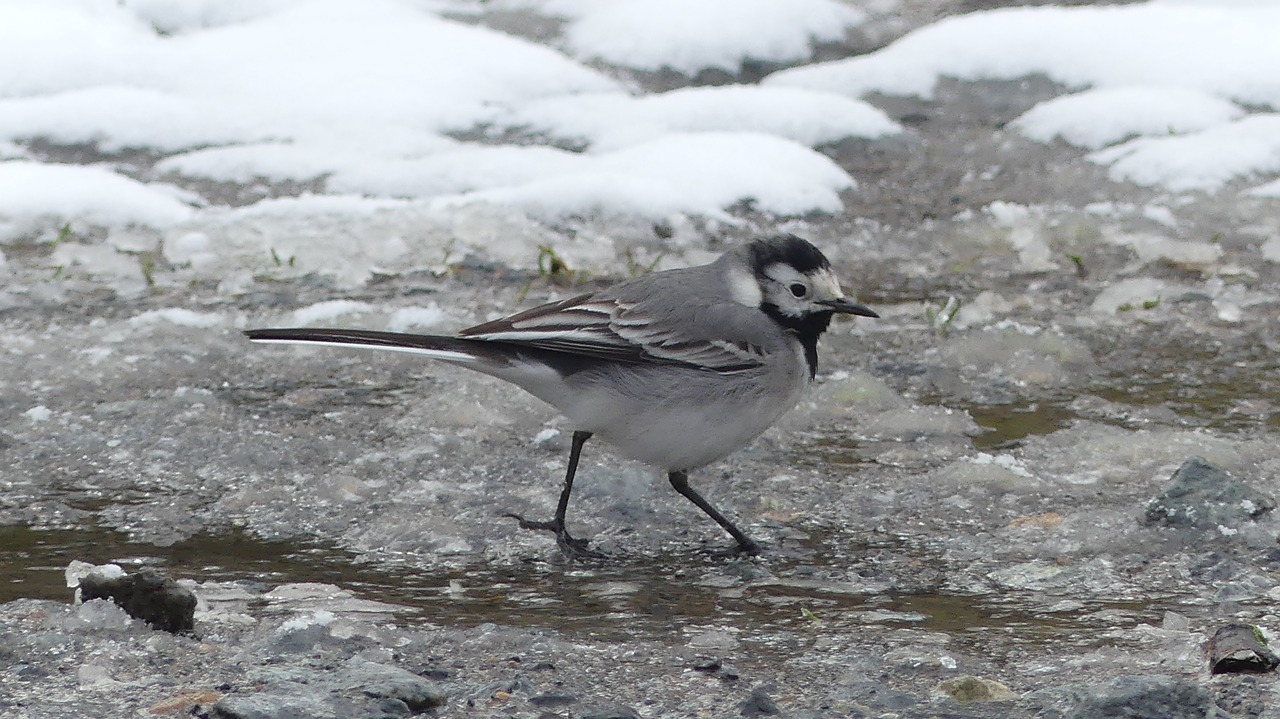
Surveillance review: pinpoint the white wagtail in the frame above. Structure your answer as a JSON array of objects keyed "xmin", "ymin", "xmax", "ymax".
[{"xmin": 245, "ymin": 234, "xmax": 877, "ymax": 556}]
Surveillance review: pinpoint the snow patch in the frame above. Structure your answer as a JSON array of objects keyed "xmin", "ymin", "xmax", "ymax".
[{"xmin": 545, "ymin": 0, "xmax": 865, "ymax": 74}]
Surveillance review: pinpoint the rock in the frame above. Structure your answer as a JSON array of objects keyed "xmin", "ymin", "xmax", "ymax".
[
  {"xmin": 579, "ymin": 705, "xmax": 639, "ymax": 719},
  {"xmin": 210, "ymin": 691, "xmax": 343, "ymax": 719},
  {"xmin": 339, "ymin": 659, "xmax": 447, "ymax": 712},
  {"xmin": 1143, "ymin": 457, "xmax": 1275, "ymax": 530},
  {"xmin": 1067, "ymin": 676, "xmax": 1227, "ymax": 719},
  {"xmin": 1206, "ymin": 623, "xmax": 1280, "ymax": 674},
  {"xmin": 938, "ymin": 675, "xmax": 1018, "ymax": 702},
  {"xmin": 529, "ymin": 693, "xmax": 575, "ymax": 707},
  {"xmin": 78, "ymin": 567, "xmax": 196, "ymax": 634},
  {"xmin": 741, "ymin": 687, "xmax": 780, "ymax": 717}
]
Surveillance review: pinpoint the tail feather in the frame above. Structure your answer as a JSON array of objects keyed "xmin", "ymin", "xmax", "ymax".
[{"xmin": 244, "ymin": 328, "xmax": 482, "ymax": 364}]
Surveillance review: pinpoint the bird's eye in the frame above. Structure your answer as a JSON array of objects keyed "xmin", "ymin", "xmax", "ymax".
[{"xmin": 789, "ymin": 283, "xmax": 808, "ymax": 298}]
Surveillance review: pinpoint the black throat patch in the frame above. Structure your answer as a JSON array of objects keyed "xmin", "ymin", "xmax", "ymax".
[{"xmin": 760, "ymin": 304, "xmax": 833, "ymax": 379}]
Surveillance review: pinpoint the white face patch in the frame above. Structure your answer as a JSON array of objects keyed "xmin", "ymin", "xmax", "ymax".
[
  {"xmin": 809, "ymin": 268, "xmax": 844, "ymax": 302},
  {"xmin": 761, "ymin": 264, "xmax": 847, "ymax": 316},
  {"xmin": 727, "ymin": 262, "xmax": 763, "ymax": 307}
]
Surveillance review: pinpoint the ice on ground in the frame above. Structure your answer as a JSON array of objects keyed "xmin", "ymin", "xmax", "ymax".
[
  {"xmin": 1089, "ymin": 277, "xmax": 1169, "ymax": 316},
  {"xmin": 538, "ymin": 0, "xmax": 865, "ymax": 73},
  {"xmin": 857, "ymin": 406, "xmax": 977, "ymax": 443},
  {"xmin": 129, "ymin": 308, "xmax": 224, "ymax": 329},
  {"xmin": 1104, "ymin": 232, "xmax": 1222, "ymax": 271},
  {"xmin": 814, "ymin": 371, "xmax": 910, "ymax": 417},
  {"xmin": 0, "ymin": 161, "xmax": 194, "ymax": 234},
  {"xmin": 70, "ymin": 599, "xmax": 136, "ymax": 632},
  {"xmin": 503, "ymin": 85, "xmax": 900, "ymax": 150},
  {"xmin": 1013, "ymin": 86, "xmax": 1245, "ymax": 151},
  {"xmin": 933, "ymin": 453, "xmax": 1040, "ymax": 495},
  {"xmin": 1088, "ymin": 114, "xmax": 1280, "ymax": 192},
  {"xmin": 940, "ymin": 326, "xmax": 1095, "ymax": 389},
  {"xmin": 954, "ymin": 291, "xmax": 1013, "ymax": 329},
  {"xmin": 23, "ymin": 405, "xmax": 52, "ymax": 422},
  {"xmin": 387, "ymin": 305, "xmax": 447, "ymax": 333},
  {"xmin": 292, "ymin": 300, "xmax": 374, "ymax": 325}
]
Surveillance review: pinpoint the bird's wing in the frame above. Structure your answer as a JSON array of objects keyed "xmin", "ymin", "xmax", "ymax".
[{"xmin": 460, "ymin": 293, "xmax": 766, "ymax": 372}]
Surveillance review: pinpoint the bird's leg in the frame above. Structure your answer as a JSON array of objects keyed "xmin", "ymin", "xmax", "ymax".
[
  {"xmin": 668, "ymin": 470, "xmax": 761, "ymax": 555},
  {"xmin": 505, "ymin": 430, "xmax": 603, "ymax": 558}
]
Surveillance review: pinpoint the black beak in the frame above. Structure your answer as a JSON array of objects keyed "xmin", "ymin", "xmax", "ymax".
[{"xmin": 819, "ymin": 298, "xmax": 879, "ymax": 318}]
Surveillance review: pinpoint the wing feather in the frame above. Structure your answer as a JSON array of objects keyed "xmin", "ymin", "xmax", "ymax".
[{"xmin": 460, "ymin": 293, "xmax": 763, "ymax": 372}]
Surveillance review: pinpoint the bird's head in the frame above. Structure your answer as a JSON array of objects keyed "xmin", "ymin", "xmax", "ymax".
[{"xmin": 728, "ymin": 234, "xmax": 878, "ymax": 323}]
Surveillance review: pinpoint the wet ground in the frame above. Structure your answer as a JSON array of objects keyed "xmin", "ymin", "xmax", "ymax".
[{"xmin": 4, "ymin": 2, "xmax": 1280, "ymax": 718}]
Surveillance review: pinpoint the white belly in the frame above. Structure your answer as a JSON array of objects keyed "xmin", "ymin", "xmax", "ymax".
[{"xmin": 554, "ymin": 357, "xmax": 810, "ymax": 471}]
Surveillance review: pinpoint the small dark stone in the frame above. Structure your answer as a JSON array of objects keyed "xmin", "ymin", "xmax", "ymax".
[
  {"xmin": 741, "ymin": 688, "xmax": 780, "ymax": 717},
  {"xmin": 1206, "ymin": 623, "xmax": 1280, "ymax": 674},
  {"xmin": 531, "ymin": 662, "xmax": 556, "ymax": 671},
  {"xmin": 78, "ymin": 567, "xmax": 196, "ymax": 634},
  {"xmin": 579, "ymin": 705, "xmax": 639, "ymax": 719},
  {"xmin": 1143, "ymin": 457, "xmax": 1275, "ymax": 530},
  {"xmin": 529, "ymin": 694, "xmax": 575, "ymax": 707},
  {"xmin": 1067, "ymin": 675, "xmax": 1226, "ymax": 719},
  {"xmin": 693, "ymin": 658, "xmax": 722, "ymax": 673}
]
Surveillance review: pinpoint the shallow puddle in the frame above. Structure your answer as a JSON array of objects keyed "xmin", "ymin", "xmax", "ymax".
[
  {"xmin": 0, "ymin": 523, "xmax": 1186, "ymax": 662},
  {"xmin": 968, "ymin": 400, "xmax": 1077, "ymax": 449}
]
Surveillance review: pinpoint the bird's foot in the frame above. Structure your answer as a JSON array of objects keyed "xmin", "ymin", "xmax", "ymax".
[
  {"xmin": 503, "ymin": 513, "xmax": 606, "ymax": 560},
  {"xmin": 705, "ymin": 538, "xmax": 762, "ymax": 559}
]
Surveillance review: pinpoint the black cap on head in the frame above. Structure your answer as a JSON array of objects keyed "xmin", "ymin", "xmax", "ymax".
[{"xmin": 747, "ymin": 234, "xmax": 832, "ymax": 275}]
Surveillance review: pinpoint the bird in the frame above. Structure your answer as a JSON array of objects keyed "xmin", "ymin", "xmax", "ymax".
[{"xmin": 244, "ymin": 234, "xmax": 877, "ymax": 557}]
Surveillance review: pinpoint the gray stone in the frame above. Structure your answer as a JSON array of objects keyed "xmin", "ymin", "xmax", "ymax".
[
  {"xmin": 529, "ymin": 693, "xmax": 575, "ymax": 707},
  {"xmin": 339, "ymin": 660, "xmax": 447, "ymax": 712},
  {"xmin": 1143, "ymin": 457, "xmax": 1275, "ymax": 530},
  {"xmin": 741, "ymin": 688, "xmax": 780, "ymax": 717},
  {"xmin": 1067, "ymin": 676, "xmax": 1228, "ymax": 719},
  {"xmin": 211, "ymin": 692, "xmax": 341, "ymax": 719},
  {"xmin": 580, "ymin": 705, "xmax": 640, "ymax": 719}
]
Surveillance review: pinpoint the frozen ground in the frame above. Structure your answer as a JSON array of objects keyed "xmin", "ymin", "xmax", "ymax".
[{"xmin": 3, "ymin": 0, "xmax": 1280, "ymax": 717}]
